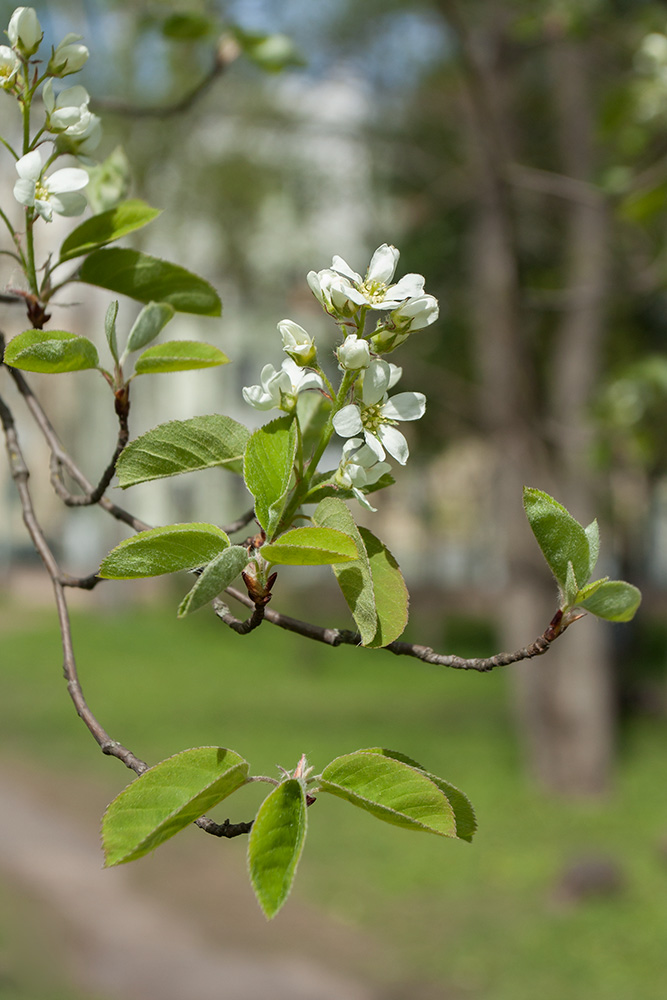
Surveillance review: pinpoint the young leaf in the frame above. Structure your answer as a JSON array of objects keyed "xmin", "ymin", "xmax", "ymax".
[
  {"xmin": 99, "ymin": 523, "xmax": 230, "ymax": 579},
  {"xmin": 362, "ymin": 748, "xmax": 477, "ymax": 843},
  {"xmin": 125, "ymin": 301, "xmax": 175, "ymax": 354},
  {"xmin": 243, "ymin": 416, "xmax": 297, "ymax": 538},
  {"xmin": 133, "ymin": 341, "xmax": 229, "ymax": 374},
  {"xmin": 313, "ymin": 497, "xmax": 377, "ymax": 645},
  {"xmin": 116, "ymin": 415, "xmax": 250, "ymax": 486},
  {"xmin": 318, "ymin": 751, "xmax": 457, "ymax": 837},
  {"xmin": 58, "ymin": 200, "xmax": 161, "ymax": 262},
  {"xmin": 523, "ymin": 487, "xmax": 591, "ymax": 589},
  {"xmin": 564, "ymin": 560, "xmax": 579, "ymax": 608},
  {"xmin": 574, "ymin": 576, "xmax": 609, "ymax": 604},
  {"xmin": 102, "ymin": 747, "xmax": 248, "ymax": 866},
  {"xmin": 260, "ymin": 526, "xmax": 358, "ymax": 565},
  {"xmin": 247, "ymin": 779, "xmax": 307, "ymax": 920},
  {"xmin": 105, "ymin": 300, "xmax": 119, "ymax": 363},
  {"xmin": 79, "ymin": 247, "xmax": 222, "ymax": 316},
  {"xmin": 359, "ymin": 527, "xmax": 409, "ymax": 647},
  {"xmin": 585, "ymin": 519, "xmax": 600, "ymax": 578},
  {"xmin": 578, "ymin": 580, "xmax": 641, "ymax": 622},
  {"xmin": 178, "ymin": 546, "xmax": 249, "ymax": 617},
  {"xmin": 3, "ymin": 330, "xmax": 99, "ymax": 373}
]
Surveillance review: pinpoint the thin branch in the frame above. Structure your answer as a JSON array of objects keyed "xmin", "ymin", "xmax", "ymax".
[
  {"xmin": 214, "ymin": 600, "xmax": 266, "ymax": 634},
  {"xmin": 222, "ymin": 586, "xmax": 568, "ymax": 672},
  {"xmin": 223, "ymin": 507, "xmax": 257, "ymax": 535}
]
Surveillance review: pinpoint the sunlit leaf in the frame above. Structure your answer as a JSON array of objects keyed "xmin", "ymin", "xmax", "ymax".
[
  {"xmin": 3, "ymin": 330, "xmax": 99, "ymax": 373},
  {"xmin": 133, "ymin": 341, "xmax": 229, "ymax": 374},
  {"xmin": 99, "ymin": 523, "xmax": 230, "ymax": 579},
  {"xmin": 248, "ymin": 779, "xmax": 307, "ymax": 919},
  {"xmin": 261, "ymin": 526, "xmax": 358, "ymax": 565},
  {"xmin": 178, "ymin": 546, "xmax": 249, "ymax": 617},
  {"xmin": 523, "ymin": 487, "xmax": 591, "ymax": 589},
  {"xmin": 59, "ymin": 200, "xmax": 161, "ymax": 262},
  {"xmin": 359, "ymin": 527, "xmax": 409, "ymax": 647},
  {"xmin": 243, "ymin": 416, "xmax": 296, "ymax": 538},
  {"xmin": 578, "ymin": 579, "xmax": 641, "ymax": 622}
]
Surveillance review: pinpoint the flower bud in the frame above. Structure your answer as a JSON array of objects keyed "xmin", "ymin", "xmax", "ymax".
[
  {"xmin": 48, "ymin": 33, "xmax": 89, "ymax": 77},
  {"xmin": 337, "ymin": 333, "xmax": 370, "ymax": 371},
  {"xmin": 8, "ymin": 7, "xmax": 43, "ymax": 57},
  {"xmin": 278, "ymin": 318, "xmax": 316, "ymax": 367}
]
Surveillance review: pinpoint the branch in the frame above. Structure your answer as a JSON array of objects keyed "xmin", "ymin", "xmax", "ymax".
[{"xmin": 222, "ymin": 586, "xmax": 569, "ymax": 672}]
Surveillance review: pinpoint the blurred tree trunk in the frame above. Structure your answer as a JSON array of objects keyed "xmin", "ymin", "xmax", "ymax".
[{"xmin": 448, "ymin": 3, "xmax": 614, "ymax": 793}]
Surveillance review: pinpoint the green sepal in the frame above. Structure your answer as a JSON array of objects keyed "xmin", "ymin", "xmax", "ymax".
[
  {"xmin": 3, "ymin": 329, "xmax": 99, "ymax": 373},
  {"xmin": 261, "ymin": 526, "xmax": 358, "ymax": 565},
  {"xmin": 133, "ymin": 341, "xmax": 229, "ymax": 374},
  {"xmin": 178, "ymin": 546, "xmax": 249, "ymax": 617},
  {"xmin": 318, "ymin": 750, "xmax": 457, "ymax": 838},
  {"xmin": 102, "ymin": 747, "xmax": 248, "ymax": 866},
  {"xmin": 243, "ymin": 416, "xmax": 297, "ymax": 538},
  {"xmin": 79, "ymin": 247, "xmax": 222, "ymax": 316},
  {"xmin": 99, "ymin": 523, "xmax": 230, "ymax": 579},
  {"xmin": 116, "ymin": 415, "xmax": 250, "ymax": 486},
  {"xmin": 247, "ymin": 778, "xmax": 307, "ymax": 920},
  {"xmin": 59, "ymin": 200, "xmax": 161, "ymax": 262}
]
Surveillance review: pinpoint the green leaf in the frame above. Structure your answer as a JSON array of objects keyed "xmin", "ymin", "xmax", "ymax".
[
  {"xmin": 105, "ymin": 300, "xmax": 119, "ymax": 363},
  {"xmin": 564, "ymin": 560, "xmax": 579, "ymax": 608},
  {"xmin": 79, "ymin": 248, "xmax": 222, "ymax": 316},
  {"xmin": 319, "ymin": 751, "xmax": 457, "ymax": 837},
  {"xmin": 178, "ymin": 546, "xmax": 249, "ymax": 617},
  {"xmin": 243, "ymin": 416, "xmax": 297, "ymax": 538},
  {"xmin": 3, "ymin": 330, "xmax": 99, "ymax": 373},
  {"xmin": 359, "ymin": 527, "xmax": 409, "ymax": 647},
  {"xmin": 261, "ymin": 526, "xmax": 358, "ymax": 566},
  {"xmin": 235, "ymin": 29, "xmax": 306, "ymax": 73},
  {"xmin": 578, "ymin": 580, "xmax": 642, "ymax": 622},
  {"xmin": 363, "ymin": 748, "xmax": 477, "ymax": 843},
  {"xmin": 102, "ymin": 747, "xmax": 248, "ymax": 867},
  {"xmin": 523, "ymin": 487, "xmax": 591, "ymax": 589},
  {"xmin": 585, "ymin": 520, "xmax": 600, "ymax": 578},
  {"xmin": 133, "ymin": 341, "xmax": 229, "ymax": 374},
  {"xmin": 296, "ymin": 392, "xmax": 331, "ymax": 459},
  {"xmin": 126, "ymin": 301, "xmax": 175, "ymax": 354},
  {"xmin": 248, "ymin": 779, "xmax": 307, "ymax": 920},
  {"xmin": 116, "ymin": 415, "xmax": 250, "ymax": 487},
  {"xmin": 162, "ymin": 12, "xmax": 216, "ymax": 40},
  {"xmin": 59, "ymin": 200, "xmax": 161, "ymax": 262},
  {"xmin": 313, "ymin": 497, "xmax": 377, "ymax": 645},
  {"xmin": 575, "ymin": 576, "xmax": 609, "ymax": 604},
  {"xmin": 99, "ymin": 523, "xmax": 230, "ymax": 579}
]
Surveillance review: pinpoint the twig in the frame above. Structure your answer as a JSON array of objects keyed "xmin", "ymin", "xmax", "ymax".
[{"xmin": 214, "ymin": 600, "xmax": 266, "ymax": 634}]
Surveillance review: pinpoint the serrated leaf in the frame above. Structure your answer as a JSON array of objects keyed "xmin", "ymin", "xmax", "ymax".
[
  {"xmin": 585, "ymin": 519, "xmax": 600, "ymax": 578},
  {"xmin": 313, "ymin": 497, "xmax": 377, "ymax": 645},
  {"xmin": 564, "ymin": 560, "xmax": 579, "ymax": 608},
  {"xmin": 319, "ymin": 751, "xmax": 457, "ymax": 837},
  {"xmin": 3, "ymin": 330, "xmax": 99, "ymax": 373},
  {"xmin": 59, "ymin": 200, "xmax": 161, "ymax": 262},
  {"xmin": 261, "ymin": 526, "xmax": 358, "ymax": 565},
  {"xmin": 99, "ymin": 523, "xmax": 230, "ymax": 579},
  {"xmin": 79, "ymin": 247, "xmax": 222, "ymax": 316},
  {"xmin": 248, "ymin": 779, "xmax": 307, "ymax": 920},
  {"xmin": 523, "ymin": 487, "xmax": 591, "ymax": 589},
  {"xmin": 362, "ymin": 748, "xmax": 477, "ymax": 843},
  {"xmin": 243, "ymin": 416, "xmax": 297, "ymax": 538},
  {"xmin": 102, "ymin": 747, "xmax": 248, "ymax": 866},
  {"xmin": 178, "ymin": 546, "xmax": 249, "ymax": 617},
  {"xmin": 116, "ymin": 415, "xmax": 250, "ymax": 486},
  {"xmin": 133, "ymin": 341, "xmax": 229, "ymax": 374},
  {"xmin": 126, "ymin": 301, "xmax": 175, "ymax": 354},
  {"xmin": 105, "ymin": 300, "xmax": 119, "ymax": 362},
  {"xmin": 359, "ymin": 527, "xmax": 409, "ymax": 647},
  {"xmin": 578, "ymin": 579, "xmax": 641, "ymax": 622}
]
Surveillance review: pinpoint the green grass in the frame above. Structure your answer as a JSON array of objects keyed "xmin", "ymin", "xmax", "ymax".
[{"xmin": 3, "ymin": 602, "xmax": 667, "ymax": 998}]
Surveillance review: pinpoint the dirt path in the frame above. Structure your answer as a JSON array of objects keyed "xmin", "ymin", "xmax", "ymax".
[{"xmin": 0, "ymin": 766, "xmax": 382, "ymax": 1000}]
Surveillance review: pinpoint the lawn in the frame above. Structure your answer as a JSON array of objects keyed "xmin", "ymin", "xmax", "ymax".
[{"xmin": 3, "ymin": 598, "xmax": 667, "ymax": 999}]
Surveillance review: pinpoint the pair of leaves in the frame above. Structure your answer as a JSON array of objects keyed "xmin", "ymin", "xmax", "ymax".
[
  {"xmin": 313, "ymin": 497, "xmax": 408, "ymax": 647},
  {"xmin": 523, "ymin": 487, "xmax": 641, "ymax": 622}
]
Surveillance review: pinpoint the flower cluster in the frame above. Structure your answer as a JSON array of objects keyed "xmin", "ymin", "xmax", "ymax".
[
  {"xmin": 3, "ymin": 6, "xmax": 96, "ymax": 222},
  {"xmin": 243, "ymin": 245, "xmax": 438, "ymax": 509}
]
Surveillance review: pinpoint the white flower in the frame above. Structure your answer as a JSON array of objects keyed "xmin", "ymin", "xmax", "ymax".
[
  {"xmin": 307, "ymin": 267, "xmax": 360, "ymax": 318},
  {"xmin": 332, "ymin": 359, "xmax": 425, "ymax": 465},
  {"xmin": 48, "ymin": 33, "xmax": 89, "ymax": 76},
  {"xmin": 43, "ymin": 80, "xmax": 88, "ymax": 130},
  {"xmin": 330, "ymin": 244, "xmax": 426, "ymax": 310},
  {"xmin": 391, "ymin": 293, "xmax": 439, "ymax": 332},
  {"xmin": 279, "ymin": 318, "xmax": 316, "ymax": 366},
  {"xmin": 0, "ymin": 44, "xmax": 20, "ymax": 88},
  {"xmin": 335, "ymin": 437, "xmax": 391, "ymax": 511},
  {"xmin": 242, "ymin": 358, "xmax": 324, "ymax": 412},
  {"xmin": 8, "ymin": 7, "xmax": 42, "ymax": 56},
  {"xmin": 13, "ymin": 149, "xmax": 88, "ymax": 222},
  {"xmin": 337, "ymin": 333, "xmax": 370, "ymax": 371}
]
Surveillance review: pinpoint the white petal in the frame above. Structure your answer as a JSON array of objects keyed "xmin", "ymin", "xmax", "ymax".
[
  {"xmin": 352, "ymin": 486, "xmax": 377, "ymax": 512},
  {"xmin": 297, "ymin": 370, "xmax": 324, "ymax": 392},
  {"xmin": 363, "ymin": 430, "xmax": 386, "ymax": 462},
  {"xmin": 387, "ymin": 363, "xmax": 402, "ymax": 389},
  {"xmin": 34, "ymin": 197, "xmax": 54, "ymax": 222},
  {"xmin": 362, "ymin": 360, "xmax": 391, "ymax": 405},
  {"xmin": 381, "ymin": 391, "xmax": 426, "ymax": 422},
  {"xmin": 363, "ymin": 460, "xmax": 391, "ymax": 485},
  {"xmin": 13, "ymin": 177, "xmax": 35, "ymax": 207},
  {"xmin": 331, "ymin": 255, "xmax": 362, "ymax": 284},
  {"xmin": 366, "ymin": 244, "xmax": 399, "ymax": 284},
  {"xmin": 47, "ymin": 191, "xmax": 87, "ymax": 217},
  {"xmin": 385, "ymin": 273, "xmax": 425, "ymax": 302},
  {"xmin": 16, "ymin": 150, "xmax": 42, "ymax": 181},
  {"xmin": 45, "ymin": 167, "xmax": 89, "ymax": 194},
  {"xmin": 58, "ymin": 85, "xmax": 89, "ymax": 108},
  {"xmin": 42, "ymin": 78, "xmax": 55, "ymax": 113},
  {"xmin": 242, "ymin": 385, "xmax": 275, "ymax": 409},
  {"xmin": 378, "ymin": 425, "xmax": 409, "ymax": 464},
  {"xmin": 333, "ymin": 404, "xmax": 363, "ymax": 438}
]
